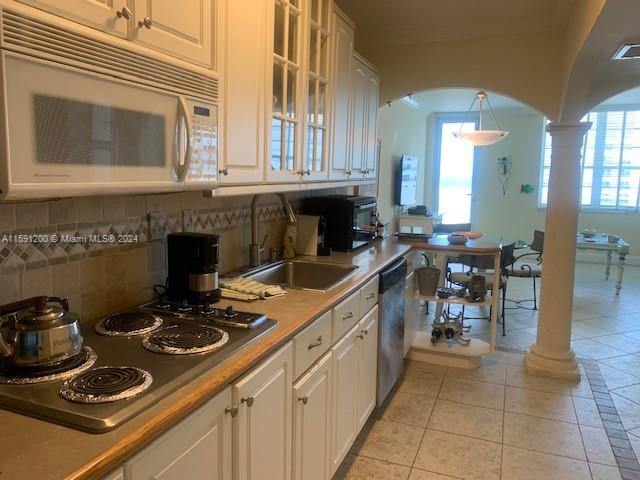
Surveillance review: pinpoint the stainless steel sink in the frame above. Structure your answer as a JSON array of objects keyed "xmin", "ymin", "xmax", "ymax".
[{"xmin": 244, "ymin": 260, "xmax": 358, "ymax": 292}]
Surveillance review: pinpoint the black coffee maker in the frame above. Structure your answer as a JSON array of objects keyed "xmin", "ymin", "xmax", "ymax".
[{"xmin": 167, "ymin": 233, "xmax": 221, "ymax": 305}]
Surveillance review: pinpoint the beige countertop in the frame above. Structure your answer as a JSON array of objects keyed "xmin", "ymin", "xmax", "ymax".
[{"xmin": 0, "ymin": 238, "xmax": 413, "ymax": 480}]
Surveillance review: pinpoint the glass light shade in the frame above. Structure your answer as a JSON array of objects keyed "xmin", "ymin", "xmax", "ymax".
[{"xmin": 452, "ymin": 130, "xmax": 509, "ymax": 146}]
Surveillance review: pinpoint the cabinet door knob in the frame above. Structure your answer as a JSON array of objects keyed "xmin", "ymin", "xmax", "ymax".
[
  {"xmin": 356, "ymin": 333, "xmax": 365, "ymax": 340},
  {"xmin": 365, "ymin": 292, "xmax": 375, "ymax": 300},
  {"xmin": 298, "ymin": 396, "xmax": 309, "ymax": 405},
  {"xmin": 225, "ymin": 405, "xmax": 239, "ymax": 417},
  {"xmin": 342, "ymin": 312, "xmax": 354, "ymax": 321},
  {"xmin": 116, "ymin": 6, "xmax": 132, "ymax": 19},
  {"xmin": 219, "ymin": 168, "xmax": 228, "ymax": 176},
  {"xmin": 304, "ymin": 169, "xmax": 311, "ymax": 176},
  {"xmin": 139, "ymin": 17, "xmax": 153, "ymax": 29},
  {"xmin": 345, "ymin": 169, "xmax": 352, "ymax": 175},
  {"xmin": 241, "ymin": 396, "xmax": 254, "ymax": 407}
]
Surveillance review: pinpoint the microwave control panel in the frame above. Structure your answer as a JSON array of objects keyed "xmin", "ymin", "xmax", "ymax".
[{"xmin": 187, "ymin": 101, "xmax": 218, "ymax": 182}]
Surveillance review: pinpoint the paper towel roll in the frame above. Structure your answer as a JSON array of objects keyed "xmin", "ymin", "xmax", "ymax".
[{"xmin": 295, "ymin": 214, "xmax": 320, "ymax": 256}]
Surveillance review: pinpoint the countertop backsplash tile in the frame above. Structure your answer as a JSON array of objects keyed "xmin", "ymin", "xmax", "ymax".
[{"xmin": 0, "ymin": 187, "xmax": 349, "ymax": 321}]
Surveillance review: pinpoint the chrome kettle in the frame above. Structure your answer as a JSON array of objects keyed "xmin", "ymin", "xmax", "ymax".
[{"xmin": 0, "ymin": 296, "xmax": 83, "ymax": 367}]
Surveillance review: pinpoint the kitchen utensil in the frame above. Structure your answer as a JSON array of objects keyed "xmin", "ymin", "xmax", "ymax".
[
  {"xmin": 415, "ymin": 256, "xmax": 440, "ymax": 296},
  {"xmin": 0, "ymin": 296, "xmax": 83, "ymax": 367}
]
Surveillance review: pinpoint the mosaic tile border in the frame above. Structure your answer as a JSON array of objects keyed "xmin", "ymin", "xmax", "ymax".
[
  {"xmin": 0, "ymin": 203, "xmax": 292, "ymax": 274},
  {"xmin": 496, "ymin": 346, "xmax": 640, "ymax": 479},
  {"xmin": 580, "ymin": 358, "xmax": 640, "ymax": 480}
]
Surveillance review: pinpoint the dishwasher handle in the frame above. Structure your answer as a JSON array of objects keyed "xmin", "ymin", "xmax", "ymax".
[{"xmin": 378, "ymin": 257, "xmax": 407, "ymax": 294}]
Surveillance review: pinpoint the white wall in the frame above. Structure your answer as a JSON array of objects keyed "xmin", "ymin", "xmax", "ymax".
[{"xmin": 376, "ymin": 101, "xmax": 428, "ymax": 230}]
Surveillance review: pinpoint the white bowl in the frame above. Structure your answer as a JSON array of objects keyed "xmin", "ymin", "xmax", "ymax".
[{"xmin": 447, "ymin": 234, "xmax": 468, "ymax": 245}]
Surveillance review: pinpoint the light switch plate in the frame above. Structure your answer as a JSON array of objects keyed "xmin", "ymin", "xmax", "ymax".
[
  {"xmin": 148, "ymin": 211, "xmax": 167, "ymax": 241},
  {"xmin": 182, "ymin": 209, "xmax": 194, "ymax": 232}
]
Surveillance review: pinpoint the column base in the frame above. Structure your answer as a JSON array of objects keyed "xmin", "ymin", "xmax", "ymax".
[{"xmin": 525, "ymin": 343, "xmax": 580, "ymax": 380}]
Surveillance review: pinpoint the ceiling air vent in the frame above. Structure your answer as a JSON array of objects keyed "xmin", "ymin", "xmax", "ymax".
[{"xmin": 612, "ymin": 43, "xmax": 640, "ymax": 60}]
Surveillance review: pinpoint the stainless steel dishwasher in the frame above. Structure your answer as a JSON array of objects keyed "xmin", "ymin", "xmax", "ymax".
[{"xmin": 377, "ymin": 257, "xmax": 407, "ymax": 406}]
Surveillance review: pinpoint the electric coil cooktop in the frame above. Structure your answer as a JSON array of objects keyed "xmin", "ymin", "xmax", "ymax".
[{"xmin": 0, "ymin": 303, "xmax": 276, "ymax": 433}]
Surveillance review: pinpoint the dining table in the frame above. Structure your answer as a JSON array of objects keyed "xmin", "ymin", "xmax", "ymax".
[{"xmin": 576, "ymin": 233, "xmax": 630, "ymax": 295}]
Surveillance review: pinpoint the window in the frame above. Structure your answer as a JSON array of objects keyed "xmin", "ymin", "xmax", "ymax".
[{"xmin": 539, "ymin": 109, "xmax": 640, "ymax": 210}]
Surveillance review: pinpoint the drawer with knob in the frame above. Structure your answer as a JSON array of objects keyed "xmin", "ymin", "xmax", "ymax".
[
  {"xmin": 294, "ymin": 310, "xmax": 332, "ymax": 379},
  {"xmin": 332, "ymin": 290, "xmax": 361, "ymax": 343},
  {"xmin": 359, "ymin": 275, "xmax": 379, "ymax": 315}
]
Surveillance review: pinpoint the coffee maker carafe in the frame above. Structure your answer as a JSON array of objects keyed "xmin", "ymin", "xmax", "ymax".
[{"xmin": 167, "ymin": 233, "xmax": 221, "ymax": 305}]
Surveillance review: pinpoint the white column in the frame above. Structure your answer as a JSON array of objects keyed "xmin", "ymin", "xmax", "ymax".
[{"xmin": 525, "ymin": 122, "xmax": 591, "ymax": 380}]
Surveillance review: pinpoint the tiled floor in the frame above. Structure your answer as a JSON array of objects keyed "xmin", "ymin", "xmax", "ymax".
[{"xmin": 335, "ymin": 262, "xmax": 640, "ymax": 480}]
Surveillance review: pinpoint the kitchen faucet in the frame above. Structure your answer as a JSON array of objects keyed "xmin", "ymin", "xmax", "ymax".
[{"xmin": 250, "ymin": 193, "xmax": 297, "ymax": 267}]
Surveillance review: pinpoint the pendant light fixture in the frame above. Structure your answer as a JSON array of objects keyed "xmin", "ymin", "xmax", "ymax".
[{"xmin": 453, "ymin": 90, "xmax": 509, "ymax": 146}]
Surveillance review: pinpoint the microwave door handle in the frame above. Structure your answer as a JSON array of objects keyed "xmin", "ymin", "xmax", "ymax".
[{"xmin": 176, "ymin": 96, "xmax": 192, "ymax": 182}]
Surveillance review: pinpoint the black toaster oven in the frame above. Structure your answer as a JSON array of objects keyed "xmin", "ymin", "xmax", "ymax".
[{"xmin": 303, "ymin": 195, "xmax": 377, "ymax": 252}]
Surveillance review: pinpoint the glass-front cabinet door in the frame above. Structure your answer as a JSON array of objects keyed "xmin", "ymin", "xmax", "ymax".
[
  {"xmin": 268, "ymin": 0, "xmax": 303, "ymax": 182},
  {"xmin": 267, "ymin": 0, "xmax": 332, "ymax": 183},
  {"xmin": 303, "ymin": 0, "xmax": 331, "ymax": 181}
]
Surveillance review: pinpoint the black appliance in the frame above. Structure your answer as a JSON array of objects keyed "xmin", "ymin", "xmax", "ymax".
[
  {"xmin": 167, "ymin": 233, "xmax": 221, "ymax": 305},
  {"xmin": 303, "ymin": 195, "xmax": 377, "ymax": 252}
]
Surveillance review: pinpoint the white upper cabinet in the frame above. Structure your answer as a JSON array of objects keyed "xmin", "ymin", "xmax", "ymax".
[
  {"xmin": 219, "ymin": 0, "xmax": 267, "ymax": 184},
  {"xmin": 364, "ymin": 71, "xmax": 379, "ymax": 179},
  {"xmin": 350, "ymin": 55, "xmax": 379, "ymax": 179},
  {"xmin": 329, "ymin": 9, "xmax": 354, "ymax": 181},
  {"xmin": 267, "ymin": 0, "xmax": 305, "ymax": 183},
  {"xmin": 233, "ymin": 342, "xmax": 293, "ymax": 480},
  {"xmin": 349, "ymin": 60, "xmax": 368, "ymax": 177},
  {"xmin": 302, "ymin": 0, "xmax": 332, "ymax": 181},
  {"xmin": 17, "ymin": 0, "xmax": 130, "ymax": 37},
  {"xmin": 267, "ymin": 0, "xmax": 333, "ymax": 183},
  {"xmin": 124, "ymin": 387, "xmax": 232, "ymax": 480},
  {"xmin": 131, "ymin": 0, "xmax": 213, "ymax": 67}
]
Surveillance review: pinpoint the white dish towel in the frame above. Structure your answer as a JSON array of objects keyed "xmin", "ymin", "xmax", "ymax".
[{"xmin": 220, "ymin": 277, "xmax": 288, "ymax": 299}]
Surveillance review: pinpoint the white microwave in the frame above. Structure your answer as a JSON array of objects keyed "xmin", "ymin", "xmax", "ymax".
[{"xmin": 0, "ymin": 5, "xmax": 220, "ymax": 200}]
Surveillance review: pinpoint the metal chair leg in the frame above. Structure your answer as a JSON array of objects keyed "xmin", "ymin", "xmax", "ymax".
[
  {"xmin": 532, "ymin": 276, "xmax": 538, "ymax": 310},
  {"xmin": 501, "ymin": 281, "xmax": 507, "ymax": 336}
]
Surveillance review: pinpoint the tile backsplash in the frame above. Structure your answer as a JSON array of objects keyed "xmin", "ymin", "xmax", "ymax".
[{"xmin": 0, "ymin": 188, "xmax": 347, "ymax": 323}]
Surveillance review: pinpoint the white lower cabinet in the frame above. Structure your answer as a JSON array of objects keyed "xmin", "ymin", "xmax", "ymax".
[
  {"xmin": 292, "ymin": 351, "xmax": 333, "ymax": 480},
  {"xmin": 330, "ymin": 322, "xmax": 359, "ymax": 475},
  {"xmin": 356, "ymin": 306, "xmax": 378, "ymax": 432},
  {"xmin": 233, "ymin": 342, "xmax": 293, "ymax": 480},
  {"xmin": 101, "ymin": 467, "xmax": 124, "ymax": 480},
  {"xmin": 330, "ymin": 305, "xmax": 379, "ymax": 475},
  {"xmin": 114, "ymin": 295, "xmax": 381, "ymax": 480},
  {"xmin": 124, "ymin": 387, "xmax": 232, "ymax": 480}
]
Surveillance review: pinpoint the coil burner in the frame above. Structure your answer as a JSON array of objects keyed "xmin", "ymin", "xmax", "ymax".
[
  {"xmin": 0, "ymin": 347, "xmax": 97, "ymax": 385},
  {"xmin": 59, "ymin": 366, "xmax": 152, "ymax": 404},
  {"xmin": 95, "ymin": 311, "xmax": 163, "ymax": 337},
  {"xmin": 142, "ymin": 324, "xmax": 229, "ymax": 355}
]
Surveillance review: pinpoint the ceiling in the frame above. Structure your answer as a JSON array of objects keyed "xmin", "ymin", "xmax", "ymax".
[
  {"xmin": 336, "ymin": 0, "xmax": 576, "ymax": 47},
  {"xmin": 401, "ymin": 85, "xmax": 640, "ymax": 117},
  {"xmin": 400, "ymin": 88, "xmax": 535, "ymax": 115},
  {"xmin": 599, "ymin": 85, "xmax": 640, "ymax": 106}
]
